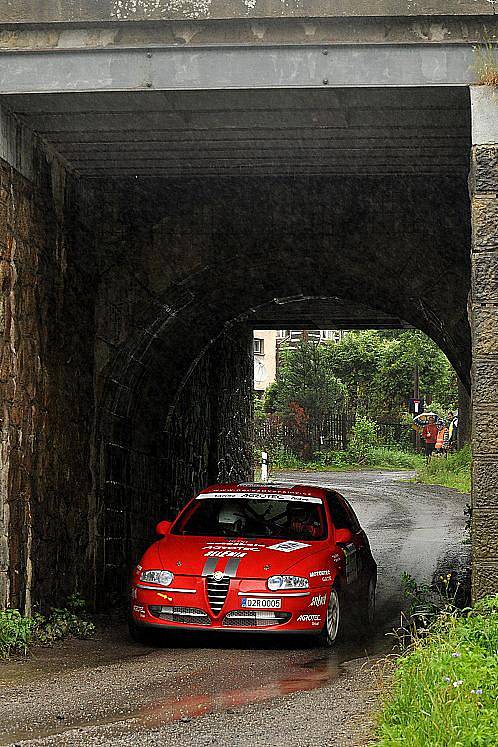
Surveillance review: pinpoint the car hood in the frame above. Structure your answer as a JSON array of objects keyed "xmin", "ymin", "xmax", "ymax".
[{"xmin": 157, "ymin": 535, "xmax": 324, "ymax": 578}]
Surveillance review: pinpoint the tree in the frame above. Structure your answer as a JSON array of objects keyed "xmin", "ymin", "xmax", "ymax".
[
  {"xmin": 321, "ymin": 330, "xmax": 383, "ymax": 413},
  {"xmin": 374, "ymin": 331, "xmax": 458, "ymax": 417},
  {"xmin": 264, "ymin": 330, "xmax": 458, "ymax": 423},
  {"xmin": 264, "ymin": 340, "xmax": 346, "ymax": 423}
]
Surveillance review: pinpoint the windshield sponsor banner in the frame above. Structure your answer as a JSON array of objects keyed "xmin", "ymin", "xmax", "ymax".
[
  {"xmin": 268, "ymin": 541, "xmax": 311, "ymax": 553},
  {"xmin": 197, "ymin": 492, "xmax": 322, "ymax": 504},
  {"xmin": 309, "ymin": 594, "xmax": 327, "ymax": 607}
]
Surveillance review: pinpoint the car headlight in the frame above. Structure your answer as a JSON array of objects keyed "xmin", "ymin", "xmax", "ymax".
[
  {"xmin": 267, "ymin": 575, "xmax": 309, "ymax": 591},
  {"xmin": 140, "ymin": 569, "xmax": 174, "ymax": 587}
]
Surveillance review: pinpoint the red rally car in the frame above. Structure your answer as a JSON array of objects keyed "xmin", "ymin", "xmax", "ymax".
[{"xmin": 130, "ymin": 483, "xmax": 377, "ymax": 646}]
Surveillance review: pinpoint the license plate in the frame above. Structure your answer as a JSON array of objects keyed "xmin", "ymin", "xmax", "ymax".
[{"xmin": 241, "ymin": 597, "xmax": 281, "ymax": 609}]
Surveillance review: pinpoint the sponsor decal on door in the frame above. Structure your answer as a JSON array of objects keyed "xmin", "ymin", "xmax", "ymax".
[
  {"xmin": 297, "ymin": 614, "xmax": 322, "ymax": 623},
  {"xmin": 309, "ymin": 594, "xmax": 327, "ymax": 607}
]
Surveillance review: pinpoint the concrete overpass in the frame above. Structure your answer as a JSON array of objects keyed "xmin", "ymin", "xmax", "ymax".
[{"xmin": 0, "ymin": 1, "xmax": 496, "ymax": 610}]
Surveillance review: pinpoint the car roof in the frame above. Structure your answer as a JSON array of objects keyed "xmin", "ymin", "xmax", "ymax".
[{"xmin": 199, "ymin": 482, "xmax": 329, "ymax": 500}]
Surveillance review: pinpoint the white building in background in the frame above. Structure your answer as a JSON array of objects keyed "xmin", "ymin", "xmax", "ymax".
[
  {"xmin": 253, "ymin": 329, "xmax": 346, "ymax": 393},
  {"xmin": 253, "ymin": 330, "xmax": 278, "ymax": 394},
  {"xmin": 277, "ymin": 329, "xmax": 344, "ymax": 348}
]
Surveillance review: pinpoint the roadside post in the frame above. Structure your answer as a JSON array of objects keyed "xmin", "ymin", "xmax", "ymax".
[{"xmin": 261, "ymin": 451, "xmax": 268, "ymax": 482}]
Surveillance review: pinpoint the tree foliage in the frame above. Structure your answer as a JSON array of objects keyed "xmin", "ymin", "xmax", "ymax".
[
  {"xmin": 264, "ymin": 341, "xmax": 346, "ymax": 423},
  {"xmin": 264, "ymin": 330, "xmax": 458, "ymax": 422}
]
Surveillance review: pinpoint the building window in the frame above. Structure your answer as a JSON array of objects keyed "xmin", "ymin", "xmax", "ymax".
[
  {"xmin": 254, "ymin": 338, "xmax": 264, "ymax": 355},
  {"xmin": 321, "ymin": 330, "xmax": 341, "ymax": 342}
]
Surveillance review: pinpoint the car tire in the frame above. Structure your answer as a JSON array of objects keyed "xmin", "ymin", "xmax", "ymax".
[
  {"xmin": 128, "ymin": 616, "xmax": 154, "ymax": 645},
  {"xmin": 318, "ymin": 586, "xmax": 342, "ymax": 647}
]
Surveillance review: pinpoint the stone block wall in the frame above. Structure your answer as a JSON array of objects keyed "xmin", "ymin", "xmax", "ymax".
[
  {"xmin": 0, "ymin": 136, "xmax": 98, "ymax": 611},
  {"xmin": 470, "ymin": 87, "xmax": 498, "ymax": 600},
  {"xmin": 100, "ymin": 326, "xmax": 253, "ymax": 599}
]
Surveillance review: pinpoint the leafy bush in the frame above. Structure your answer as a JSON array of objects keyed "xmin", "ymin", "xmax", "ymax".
[
  {"xmin": 417, "ymin": 445, "xmax": 471, "ymax": 494},
  {"xmin": 268, "ymin": 448, "xmax": 305, "ymax": 470},
  {"xmin": 0, "ymin": 594, "xmax": 95, "ymax": 659},
  {"xmin": 264, "ymin": 341, "xmax": 347, "ymax": 422},
  {"xmin": 253, "ymin": 393, "xmax": 266, "ymax": 421},
  {"xmin": 315, "ymin": 450, "xmax": 353, "ymax": 469},
  {"xmin": 347, "ymin": 416, "xmax": 378, "ymax": 464},
  {"xmin": 0, "ymin": 609, "xmax": 41, "ymax": 658}
]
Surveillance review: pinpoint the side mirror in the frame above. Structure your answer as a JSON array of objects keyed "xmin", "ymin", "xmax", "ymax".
[
  {"xmin": 156, "ymin": 520, "xmax": 172, "ymax": 537},
  {"xmin": 335, "ymin": 527, "xmax": 353, "ymax": 545}
]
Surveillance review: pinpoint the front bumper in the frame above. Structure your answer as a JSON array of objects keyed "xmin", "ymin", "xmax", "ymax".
[{"xmin": 131, "ymin": 576, "xmax": 330, "ymax": 633}]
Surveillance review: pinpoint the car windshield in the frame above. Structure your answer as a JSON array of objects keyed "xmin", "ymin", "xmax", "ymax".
[{"xmin": 172, "ymin": 493, "xmax": 327, "ymax": 541}]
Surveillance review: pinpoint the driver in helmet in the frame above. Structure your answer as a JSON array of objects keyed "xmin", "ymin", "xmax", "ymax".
[{"xmin": 286, "ymin": 503, "xmax": 322, "ymax": 539}]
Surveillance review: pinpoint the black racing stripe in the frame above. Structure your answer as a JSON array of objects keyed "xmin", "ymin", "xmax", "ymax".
[
  {"xmin": 224, "ymin": 557, "xmax": 241, "ymax": 578},
  {"xmin": 202, "ymin": 557, "xmax": 218, "ymax": 577}
]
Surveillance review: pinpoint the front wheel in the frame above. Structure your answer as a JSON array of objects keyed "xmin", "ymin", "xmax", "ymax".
[
  {"xmin": 128, "ymin": 616, "xmax": 155, "ymax": 645},
  {"xmin": 318, "ymin": 587, "xmax": 341, "ymax": 647}
]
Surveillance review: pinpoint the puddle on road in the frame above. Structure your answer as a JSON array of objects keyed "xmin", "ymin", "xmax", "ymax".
[
  {"xmin": 0, "ymin": 652, "xmax": 350, "ymax": 744},
  {"xmin": 134, "ymin": 655, "xmax": 342, "ymax": 727}
]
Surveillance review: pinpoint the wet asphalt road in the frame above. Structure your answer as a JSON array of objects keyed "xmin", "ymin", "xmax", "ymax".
[{"xmin": 0, "ymin": 471, "xmax": 469, "ymax": 747}]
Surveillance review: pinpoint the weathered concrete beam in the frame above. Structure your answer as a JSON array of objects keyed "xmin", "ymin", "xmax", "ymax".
[
  {"xmin": 0, "ymin": 44, "xmax": 482, "ymax": 93},
  {"xmin": 0, "ymin": 1, "xmax": 495, "ymax": 25}
]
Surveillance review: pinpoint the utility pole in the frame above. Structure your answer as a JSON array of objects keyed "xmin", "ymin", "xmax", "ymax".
[{"xmin": 414, "ymin": 364, "xmax": 421, "ymax": 451}]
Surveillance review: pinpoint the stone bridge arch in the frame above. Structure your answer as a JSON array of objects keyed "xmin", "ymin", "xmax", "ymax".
[
  {"xmin": 0, "ymin": 2, "xmax": 496, "ymax": 610},
  {"xmin": 92, "ymin": 173, "xmax": 471, "ymax": 599}
]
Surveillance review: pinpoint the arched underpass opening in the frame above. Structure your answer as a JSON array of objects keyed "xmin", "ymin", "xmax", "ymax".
[
  {"xmin": 94, "ymin": 172, "xmax": 471, "ymax": 602},
  {"xmin": 1, "ymin": 84, "xmax": 479, "ymax": 611}
]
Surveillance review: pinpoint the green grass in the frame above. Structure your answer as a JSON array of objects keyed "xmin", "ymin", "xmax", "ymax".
[
  {"xmin": 0, "ymin": 595, "xmax": 95, "ymax": 658},
  {"xmin": 417, "ymin": 445, "xmax": 471, "ymax": 494},
  {"xmin": 268, "ymin": 447, "xmax": 423, "ymax": 472},
  {"xmin": 374, "ymin": 595, "xmax": 498, "ymax": 747},
  {"xmin": 367, "ymin": 447, "xmax": 423, "ymax": 470}
]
